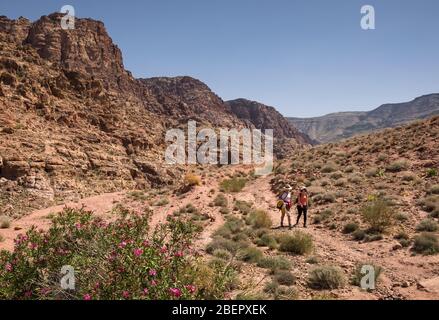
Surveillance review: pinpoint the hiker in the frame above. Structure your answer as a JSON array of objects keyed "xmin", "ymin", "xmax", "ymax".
[
  {"xmin": 294, "ymin": 186, "xmax": 309, "ymax": 228},
  {"xmin": 277, "ymin": 185, "xmax": 292, "ymax": 229}
]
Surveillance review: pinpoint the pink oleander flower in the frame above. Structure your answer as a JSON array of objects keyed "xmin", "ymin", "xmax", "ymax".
[
  {"xmin": 118, "ymin": 241, "xmax": 127, "ymax": 249},
  {"xmin": 174, "ymin": 251, "xmax": 184, "ymax": 258},
  {"xmin": 169, "ymin": 288, "xmax": 182, "ymax": 298},
  {"xmin": 134, "ymin": 248, "xmax": 143, "ymax": 257},
  {"xmin": 185, "ymin": 285, "xmax": 196, "ymax": 294},
  {"xmin": 151, "ymin": 280, "xmax": 157, "ymax": 287},
  {"xmin": 83, "ymin": 294, "xmax": 92, "ymax": 301},
  {"xmin": 122, "ymin": 291, "xmax": 130, "ymax": 299},
  {"xmin": 24, "ymin": 291, "xmax": 32, "ymax": 298},
  {"xmin": 5, "ymin": 263, "xmax": 13, "ymax": 272},
  {"xmin": 75, "ymin": 223, "xmax": 82, "ymax": 230},
  {"xmin": 160, "ymin": 245, "xmax": 167, "ymax": 253},
  {"xmin": 143, "ymin": 240, "xmax": 150, "ymax": 247},
  {"xmin": 143, "ymin": 288, "xmax": 149, "ymax": 295},
  {"xmin": 29, "ymin": 242, "xmax": 38, "ymax": 250},
  {"xmin": 148, "ymin": 269, "xmax": 157, "ymax": 277}
]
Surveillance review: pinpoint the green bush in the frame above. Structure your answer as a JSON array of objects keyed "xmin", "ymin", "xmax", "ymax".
[
  {"xmin": 361, "ymin": 199, "xmax": 394, "ymax": 233},
  {"xmin": 0, "ymin": 216, "xmax": 11, "ymax": 229},
  {"xmin": 274, "ymin": 270, "xmax": 296, "ymax": 286},
  {"xmin": 412, "ymin": 233, "xmax": 439, "ymax": 255},
  {"xmin": 416, "ymin": 219, "xmax": 438, "ymax": 232},
  {"xmin": 247, "ymin": 210, "xmax": 272, "ymax": 229},
  {"xmin": 279, "ymin": 231, "xmax": 313, "ymax": 255},
  {"xmin": 428, "ymin": 185, "xmax": 439, "ymax": 195},
  {"xmin": 206, "ymin": 237, "xmax": 239, "ymax": 255},
  {"xmin": 234, "ymin": 200, "xmax": 253, "ymax": 215},
  {"xmin": 257, "ymin": 256, "xmax": 291, "ymax": 272},
  {"xmin": 307, "ymin": 266, "xmax": 346, "ymax": 290},
  {"xmin": 386, "ymin": 160, "xmax": 409, "ymax": 173},
  {"xmin": 426, "ymin": 168, "xmax": 438, "ymax": 177},
  {"xmin": 220, "ymin": 177, "xmax": 247, "ymax": 193},
  {"xmin": 352, "ymin": 229, "xmax": 366, "ymax": 241},
  {"xmin": 238, "ymin": 246, "xmax": 263, "ymax": 263},
  {"xmin": 256, "ymin": 233, "xmax": 277, "ymax": 249},
  {"xmin": 0, "ymin": 208, "xmax": 235, "ymax": 300},
  {"xmin": 212, "ymin": 249, "xmax": 232, "ymax": 261},
  {"xmin": 213, "ymin": 194, "xmax": 228, "ymax": 207},
  {"xmin": 342, "ymin": 223, "xmax": 359, "ymax": 234}
]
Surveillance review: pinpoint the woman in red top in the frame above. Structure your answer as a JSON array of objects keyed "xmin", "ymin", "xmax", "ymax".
[{"xmin": 295, "ymin": 186, "xmax": 309, "ymax": 228}]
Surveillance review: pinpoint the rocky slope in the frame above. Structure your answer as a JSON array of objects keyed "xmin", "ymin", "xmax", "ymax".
[
  {"xmin": 0, "ymin": 13, "xmax": 307, "ymax": 217},
  {"xmin": 289, "ymin": 94, "xmax": 439, "ymax": 144}
]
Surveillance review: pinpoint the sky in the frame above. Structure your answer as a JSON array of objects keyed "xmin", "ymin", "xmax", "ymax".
[{"xmin": 1, "ymin": 0, "xmax": 438, "ymax": 117}]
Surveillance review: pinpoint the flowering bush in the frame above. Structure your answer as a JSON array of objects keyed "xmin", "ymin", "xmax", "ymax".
[{"xmin": 0, "ymin": 207, "xmax": 235, "ymax": 300}]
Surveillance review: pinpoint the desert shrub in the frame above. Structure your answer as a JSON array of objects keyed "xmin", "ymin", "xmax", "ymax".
[
  {"xmin": 428, "ymin": 185, "xmax": 439, "ymax": 195},
  {"xmin": 366, "ymin": 168, "xmax": 379, "ymax": 178},
  {"xmin": 330, "ymin": 172, "xmax": 343, "ymax": 180},
  {"xmin": 395, "ymin": 213, "xmax": 408, "ymax": 222},
  {"xmin": 247, "ymin": 210, "xmax": 272, "ymax": 229},
  {"xmin": 183, "ymin": 173, "xmax": 201, "ymax": 187},
  {"xmin": 279, "ymin": 231, "xmax": 313, "ymax": 255},
  {"xmin": 220, "ymin": 177, "xmax": 247, "ymax": 193},
  {"xmin": 361, "ymin": 199, "xmax": 394, "ymax": 233},
  {"xmin": 321, "ymin": 163, "xmax": 337, "ymax": 173},
  {"xmin": 213, "ymin": 194, "xmax": 228, "ymax": 207},
  {"xmin": 348, "ymin": 175, "xmax": 362, "ymax": 184},
  {"xmin": 418, "ymin": 196, "xmax": 439, "ymax": 213},
  {"xmin": 430, "ymin": 210, "xmax": 439, "ymax": 219},
  {"xmin": 0, "ymin": 208, "xmax": 235, "ymax": 300},
  {"xmin": 256, "ymin": 233, "xmax": 277, "ymax": 249},
  {"xmin": 206, "ymin": 237, "xmax": 239, "ymax": 255},
  {"xmin": 235, "ymin": 292, "xmax": 268, "ymax": 300},
  {"xmin": 234, "ymin": 200, "xmax": 252, "ymax": 215},
  {"xmin": 128, "ymin": 191, "xmax": 148, "ymax": 202},
  {"xmin": 0, "ymin": 216, "xmax": 11, "ymax": 229},
  {"xmin": 394, "ymin": 232, "xmax": 409, "ymax": 240},
  {"xmin": 426, "ymin": 168, "xmax": 438, "ymax": 177},
  {"xmin": 307, "ymin": 266, "xmax": 346, "ymax": 290},
  {"xmin": 274, "ymin": 270, "xmax": 296, "ymax": 286},
  {"xmin": 352, "ymin": 229, "xmax": 366, "ymax": 241},
  {"xmin": 351, "ymin": 263, "xmax": 382, "ymax": 288},
  {"xmin": 320, "ymin": 180, "xmax": 329, "ymax": 187},
  {"xmin": 334, "ymin": 178, "xmax": 347, "ymax": 187},
  {"xmin": 257, "ymin": 256, "xmax": 291, "ymax": 272},
  {"xmin": 344, "ymin": 166, "xmax": 355, "ymax": 173},
  {"xmin": 213, "ymin": 249, "xmax": 232, "ymax": 261},
  {"xmin": 238, "ymin": 246, "xmax": 263, "ymax": 263},
  {"xmin": 313, "ymin": 209, "xmax": 333, "ymax": 224},
  {"xmin": 155, "ymin": 197, "xmax": 169, "ymax": 206},
  {"xmin": 306, "ymin": 256, "xmax": 319, "ymax": 264},
  {"xmin": 386, "ymin": 160, "xmax": 408, "ymax": 173},
  {"xmin": 219, "ymin": 207, "xmax": 230, "ymax": 215},
  {"xmin": 364, "ymin": 234, "xmax": 383, "ymax": 242},
  {"xmin": 412, "ymin": 233, "xmax": 439, "ymax": 255},
  {"xmin": 401, "ymin": 173, "xmax": 416, "ymax": 182},
  {"xmin": 398, "ymin": 239, "xmax": 411, "ymax": 248},
  {"xmin": 263, "ymin": 280, "xmax": 279, "ymax": 294},
  {"xmin": 342, "ymin": 223, "xmax": 359, "ymax": 234},
  {"xmin": 416, "ymin": 219, "xmax": 438, "ymax": 232},
  {"xmin": 313, "ymin": 193, "xmax": 336, "ymax": 204}
]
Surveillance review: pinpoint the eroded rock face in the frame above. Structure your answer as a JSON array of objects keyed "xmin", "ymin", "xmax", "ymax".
[
  {"xmin": 227, "ymin": 98, "xmax": 313, "ymax": 144},
  {"xmin": 0, "ymin": 16, "xmax": 31, "ymax": 44}
]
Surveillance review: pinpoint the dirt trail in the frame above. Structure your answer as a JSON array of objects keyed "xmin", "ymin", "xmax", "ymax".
[{"xmin": 1, "ymin": 168, "xmax": 438, "ymax": 300}]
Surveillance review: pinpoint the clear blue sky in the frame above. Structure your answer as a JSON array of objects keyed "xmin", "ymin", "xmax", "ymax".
[{"xmin": 1, "ymin": 0, "xmax": 438, "ymax": 117}]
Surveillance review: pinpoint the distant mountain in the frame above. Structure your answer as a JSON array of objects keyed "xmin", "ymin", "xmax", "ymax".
[
  {"xmin": 288, "ymin": 94, "xmax": 439, "ymax": 143},
  {"xmin": 227, "ymin": 98, "xmax": 313, "ymax": 144}
]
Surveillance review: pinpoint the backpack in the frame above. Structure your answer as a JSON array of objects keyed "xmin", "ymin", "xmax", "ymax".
[{"xmin": 276, "ymin": 200, "xmax": 284, "ymax": 210}]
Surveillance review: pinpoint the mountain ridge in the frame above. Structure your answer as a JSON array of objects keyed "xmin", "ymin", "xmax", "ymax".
[{"xmin": 288, "ymin": 93, "xmax": 439, "ymax": 143}]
